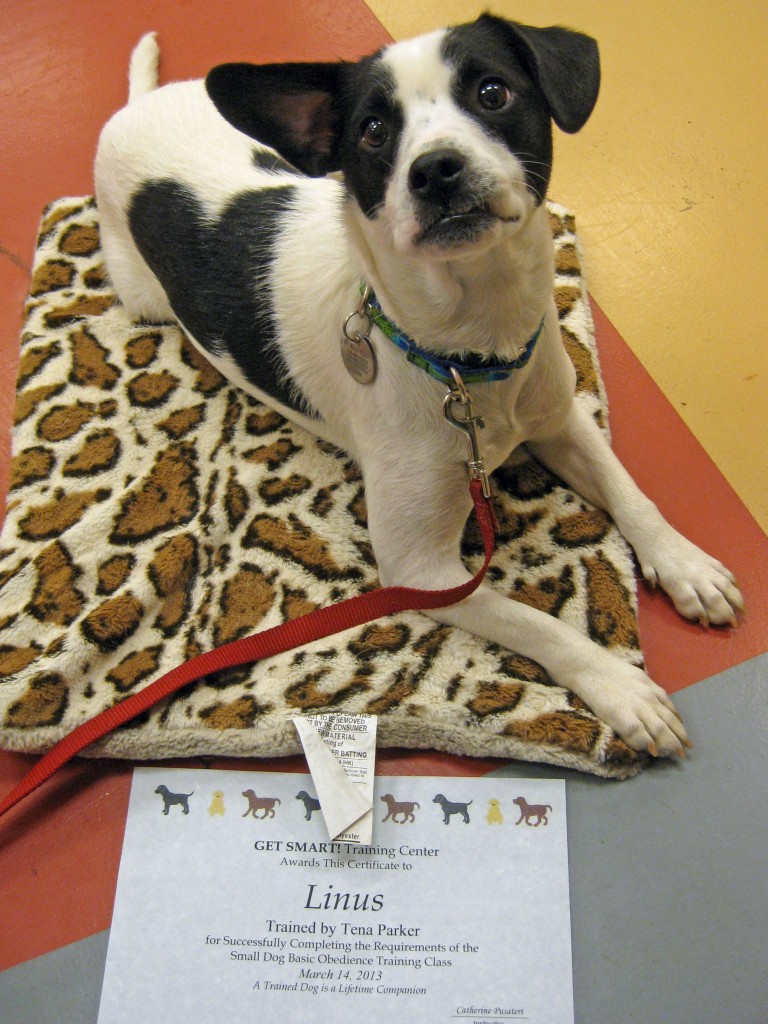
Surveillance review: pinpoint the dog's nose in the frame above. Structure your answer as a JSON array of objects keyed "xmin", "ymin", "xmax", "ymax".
[{"xmin": 408, "ymin": 149, "xmax": 467, "ymax": 202}]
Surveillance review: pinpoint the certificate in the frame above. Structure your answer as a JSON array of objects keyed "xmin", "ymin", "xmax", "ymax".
[{"xmin": 97, "ymin": 768, "xmax": 573, "ymax": 1023}]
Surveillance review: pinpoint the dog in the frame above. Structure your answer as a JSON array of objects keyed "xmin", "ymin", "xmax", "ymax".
[
  {"xmin": 208, "ymin": 790, "xmax": 226, "ymax": 816},
  {"xmin": 296, "ymin": 789, "xmax": 322, "ymax": 820},
  {"xmin": 242, "ymin": 790, "xmax": 281, "ymax": 818},
  {"xmin": 513, "ymin": 795, "xmax": 551, "ymax": 826},
  {"xmin": 433, "ymin": 794, "xmax": 472, "ymax": 824},
  {"xmin": 155, "ymin": 784, "xmax": 193, "ymax": 815},
  {"xmin": 486, "ymin": 798, "xmax": 504, "ymax": 825},
  {"xmin": 95, "ymin": 16, "xmax": 744, "ymax": 759},
  {"xmin": 380, "ymin": 794, "xmax": 420, "ymax": 824}
]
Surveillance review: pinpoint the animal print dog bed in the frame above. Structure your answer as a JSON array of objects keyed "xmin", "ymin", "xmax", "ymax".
[{"xmin": 0, "ymin": 197, "xmax": 648, "ymax": 779}]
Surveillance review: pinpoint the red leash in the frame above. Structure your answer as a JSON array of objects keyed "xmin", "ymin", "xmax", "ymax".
[{"xmin": 0, "ymin": 480, "xmax": 497, "ymax": 819}]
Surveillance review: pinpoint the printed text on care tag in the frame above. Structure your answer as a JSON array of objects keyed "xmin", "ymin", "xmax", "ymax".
[{"xmin": 292, "ymin": 713, "xmax": 377, "ymax": 845}]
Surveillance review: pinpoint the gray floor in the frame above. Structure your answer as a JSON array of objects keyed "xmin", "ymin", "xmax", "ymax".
[{"xmin": 2, "ymin": 654, "xmax": 766, "ymax": 1024}]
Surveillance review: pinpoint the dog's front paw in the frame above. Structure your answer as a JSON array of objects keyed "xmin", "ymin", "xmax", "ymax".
[
  {"xmin": 574, "ymin": 659, "xmax": 690, "ymax": 759},
  {"xmin": 638, "ymin": 530, "xmax": 744, "ymax": 626}
]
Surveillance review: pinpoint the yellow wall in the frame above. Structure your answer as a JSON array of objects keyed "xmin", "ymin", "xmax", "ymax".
[{"xmin": 368, "ymin": 1, "xmax": 768, "ymax": 532}]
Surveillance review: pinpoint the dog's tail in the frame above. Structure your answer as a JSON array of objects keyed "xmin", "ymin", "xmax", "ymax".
[{"xmin": 128, "ymin": 32, "xmax": 160, "ymax": 103}]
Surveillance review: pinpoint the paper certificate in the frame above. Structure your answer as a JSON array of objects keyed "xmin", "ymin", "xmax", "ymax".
[{"xmin": 97, "ymin": 768, "xmax": 573, "ymax": 1024}]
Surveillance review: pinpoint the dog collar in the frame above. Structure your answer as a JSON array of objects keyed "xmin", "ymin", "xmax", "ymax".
[{"xmin": 364, "ymin": 288, "xmax": 544, "ymax": 386}]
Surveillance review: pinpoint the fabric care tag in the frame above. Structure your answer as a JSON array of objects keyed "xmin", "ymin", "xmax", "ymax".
[{"xmin": 292, "ymin": 713, "xmax": 377, "ymax": 845}]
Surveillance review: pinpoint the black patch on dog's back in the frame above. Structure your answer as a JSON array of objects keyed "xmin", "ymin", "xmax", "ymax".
[{"xmin": 128, "ymin": 181, "xmax": 313, "ymax": 415}]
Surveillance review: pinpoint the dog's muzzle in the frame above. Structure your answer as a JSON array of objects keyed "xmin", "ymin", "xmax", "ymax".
[{"xmin": 409, "ymin": 147, "xmax": 518, "ymax": 248}]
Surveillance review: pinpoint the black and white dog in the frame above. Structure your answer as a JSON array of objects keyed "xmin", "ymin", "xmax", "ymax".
[{"xmin": 95, "ymin": 16, "xmax": 743, "ymax": 759}]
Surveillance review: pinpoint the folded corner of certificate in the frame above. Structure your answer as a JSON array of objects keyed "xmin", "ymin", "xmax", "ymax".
[{"xmin": 292, "ymin": 714, "xmax": 377, "ymax": 845}]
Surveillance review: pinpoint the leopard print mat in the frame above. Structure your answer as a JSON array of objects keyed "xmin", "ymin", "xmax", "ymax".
[{"xmin": 0, "ymin": 197, "xmax": 648, "ymax": 779}]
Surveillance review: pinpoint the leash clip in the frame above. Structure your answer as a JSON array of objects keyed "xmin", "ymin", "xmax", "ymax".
[
  {"xmin": 443, "ymin": 368, "xmax": 492, "ymax": 499},
  {"xmin": 343, "ymin": 284, "xmax": 374, "ymax": 341}
]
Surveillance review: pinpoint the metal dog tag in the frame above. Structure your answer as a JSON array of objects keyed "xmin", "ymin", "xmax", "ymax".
[
  {"xmin": 341, "ymin": 330, "xmax": 377, "ymax": 384},
  {"xmin": 341, "ymin": 295, "xmax": 377, "ymax": 385}
]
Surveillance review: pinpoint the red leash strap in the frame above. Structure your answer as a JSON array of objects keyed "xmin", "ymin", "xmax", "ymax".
[{"xmin": 0, "ymin": 480, "xmax": 497, "ymax": 819}]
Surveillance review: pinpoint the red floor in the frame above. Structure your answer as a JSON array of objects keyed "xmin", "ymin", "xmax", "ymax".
[{"xmin": 1, "ymin": 0, "xmax": 767, "ymax": 975}]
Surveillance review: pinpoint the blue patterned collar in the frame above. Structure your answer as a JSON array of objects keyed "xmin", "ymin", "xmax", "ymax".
[{"xmin": 364, "ymin": 289, "xmax": 544, "ymax": 386}]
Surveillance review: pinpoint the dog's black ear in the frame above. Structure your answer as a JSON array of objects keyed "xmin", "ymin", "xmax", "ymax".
[
  {"xmin": 205, "ymin": 62, "xmax": 347, "ymax": 176},
  {"xmin": 481, "ymin": 15, "xmax": 600, "ymax": 133}
]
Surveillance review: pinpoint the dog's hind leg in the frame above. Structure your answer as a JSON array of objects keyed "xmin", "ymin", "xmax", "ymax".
[{"xmin": 528, "ymin": 400, "xmax": 744, "ymax": 627}]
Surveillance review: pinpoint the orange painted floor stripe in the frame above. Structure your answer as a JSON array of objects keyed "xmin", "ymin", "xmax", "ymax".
[
  {"xmin": 1, "ymin": 0, "xmax": 767, "ymax": 974},
  {"xmin": 593, "ymin": 299, "xmax": 768, "ymax": 693}
]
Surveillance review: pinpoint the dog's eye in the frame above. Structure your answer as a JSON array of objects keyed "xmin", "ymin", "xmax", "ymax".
[
  {"xmin": 478, "ymin": 79, "xmax": 511, "ymax": 111},
  {"xmin": 361, "ymin": 117, "xmax": 388, "ymax": 149}
]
